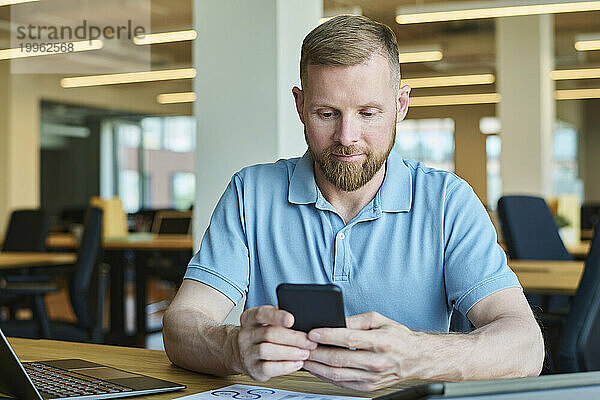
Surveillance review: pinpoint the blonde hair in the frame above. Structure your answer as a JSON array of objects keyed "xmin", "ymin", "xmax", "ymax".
[{"xmin": 300, "ymin": 15, "xmax": 400, "ymax": 93}]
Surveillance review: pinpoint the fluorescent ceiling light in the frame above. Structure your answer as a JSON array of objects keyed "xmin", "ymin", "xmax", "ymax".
[
  {"xmin": 551, "ymin": 68, "xmax": 600, "ymax": 80},
  {"xmin": 157, "ymin": 91, "xmax": 196, "ymax": 104},
  {"xmin": 133, "ymin": 29, "xmax": 197, "ymax": 45},
  {"xmin": 410, "ymin": 93, "xmax": 501, "ymax": 107},
  {"xmin": 399, "ymin": 50, "xmax": 443, "ymax": 63},
  {"xmin": 396, "ymin": 0, "xmax": 600, "ymax": 24},
  {"xmin": 403, "ymin": 73, "xmax": 495, "ymax": 88},
  {"xmin": 61, "ymin": 67, "xmax": 196, "ymax": 88},
  {"xmin": 555, "ymin": 88, "xmax": 600, "ymax": 100},
  {"xmin": 575, "ymin": 40, "xmax": 600, "ymax": 51},
  {"xmin": 0, "ymin": 40, "xmax": 102, "ymax": 60},
  {"xmin": 0, "ymin": 0, "xmax": 38, "ymax": 6}
]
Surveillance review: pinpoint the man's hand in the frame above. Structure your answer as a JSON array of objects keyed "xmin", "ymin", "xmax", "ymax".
[
  {"xmin": 237, "ymin": 305, "xmax": 318, "ymax": 382},
  {"xmin": 303, "ymin": 311, "xmax": 418, "ymax": 391}
]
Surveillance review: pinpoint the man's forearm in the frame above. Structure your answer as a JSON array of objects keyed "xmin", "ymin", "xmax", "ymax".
[
  {"xmin": 162, "ymin": 307, "xmax": 243, "ymax": 376},
  {"xmin": 405, "ymin": 316, "xmax": 544, "ymax": 381}
]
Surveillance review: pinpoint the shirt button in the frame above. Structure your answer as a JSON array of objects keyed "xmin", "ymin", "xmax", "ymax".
[{"xmin": 338, "ymin": 232, "xmax": 345, "ymax": 240}]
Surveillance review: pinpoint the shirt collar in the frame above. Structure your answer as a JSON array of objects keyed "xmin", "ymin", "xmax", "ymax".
[{"xmin": 288, "ymin": 150, "xmax": 412, "ymax": 213}]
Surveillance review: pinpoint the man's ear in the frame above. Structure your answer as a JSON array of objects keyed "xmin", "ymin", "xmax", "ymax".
[
  {"xmin": 396, "ymin": 85, "xmax": 411, "ymax": 122},
  {"xmin": 292, "ymin": 86, "xmax": 305, "ymax": 124}
]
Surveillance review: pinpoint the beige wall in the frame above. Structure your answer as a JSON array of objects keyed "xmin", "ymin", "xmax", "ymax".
[{"xmin": 0, "ymin": 66, "xmax": 192, "ymax": 236}]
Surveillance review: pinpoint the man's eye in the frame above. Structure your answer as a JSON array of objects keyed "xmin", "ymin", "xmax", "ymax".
[
  {"xmin": 361, "ymin": 111, "xmax": 374, "ymax": 117},
  {"xmin": 320, "ymin": 111, "xmax": 335, "ymax": 118}
]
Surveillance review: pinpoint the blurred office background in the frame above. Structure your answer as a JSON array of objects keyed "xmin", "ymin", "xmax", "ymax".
[{"xmin": 0, "ymin": 0, "xmax": 599, "ymax": 367}]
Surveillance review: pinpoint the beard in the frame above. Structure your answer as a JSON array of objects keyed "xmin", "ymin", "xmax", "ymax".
[{"xmin": 305, "ymin": 125, "xmax": 396, "ymax": 192}]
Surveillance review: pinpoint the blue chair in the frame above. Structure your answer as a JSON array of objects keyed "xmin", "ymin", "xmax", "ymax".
[
  {"xmin": 556, "ymin": 223, "xmax": 600, "ymax": 372},
  {"xmin": 497, "ymin": 195, "xmax": 573, "ymax": 261}
]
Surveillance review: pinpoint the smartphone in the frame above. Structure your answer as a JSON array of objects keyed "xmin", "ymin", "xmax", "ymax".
[{"xmin": 276, "ymin": 283, "xmax": 346, "ymax": 333}]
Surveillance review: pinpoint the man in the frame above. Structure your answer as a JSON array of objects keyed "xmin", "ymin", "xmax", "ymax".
[{"xmin": 163, "ymin": 15, "xmax": 544, "ymax": 391}]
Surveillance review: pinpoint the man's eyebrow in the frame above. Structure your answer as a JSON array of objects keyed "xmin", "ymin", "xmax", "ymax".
[{"xmin": 309, "ymin": 102, "xmax": 386, "ymax": 109}]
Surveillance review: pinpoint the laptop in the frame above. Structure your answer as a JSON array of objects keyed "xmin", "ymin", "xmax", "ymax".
[
  {"xmin": 374, "ymin": 371, "xmax": 600, "ymax": 399},
  {"xmin": 0, "ymin": 328, "xmax": 186, "ymax": 400}
]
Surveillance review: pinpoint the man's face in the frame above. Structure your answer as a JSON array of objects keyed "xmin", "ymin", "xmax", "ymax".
[{"xmin": 293, "ymin": 54, "xmax": 408, "ymax": 192}]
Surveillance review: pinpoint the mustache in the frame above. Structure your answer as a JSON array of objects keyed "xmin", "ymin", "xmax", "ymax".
[{"xmin": 324, "ymin": 144, "xmax": 367, "ymax": 156}]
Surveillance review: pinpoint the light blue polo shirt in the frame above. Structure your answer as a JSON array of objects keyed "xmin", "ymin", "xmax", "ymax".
[{"xmin": 184, "ymin": 150, "xmax": 521, "ymax": 332}]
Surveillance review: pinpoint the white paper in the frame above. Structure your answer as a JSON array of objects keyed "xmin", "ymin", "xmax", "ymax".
[{"xmin": 173, "ymin": 384, "xmax": 368, "ymax": 400}]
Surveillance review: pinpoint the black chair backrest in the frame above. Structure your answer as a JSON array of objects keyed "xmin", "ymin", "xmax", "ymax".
[
  {"xmin": 581, "ymin": 203, "xmax": 600, "ymax": 231},
  {"xmin": 557, "ymin": 223, "xmax": 600, "ymax": 372},
  {"xmin": 153, "ymin": 210, "xmax": 192, "ymax": 234},
  {"xmin": 497, "ymin": 195, "xmax": 573, "ymax": 261},
  {"xmin": 1, "ymin": 209, "xmax": 49, "ymax": 252},
  {"xmin": 69, "ymin": 207, "xmax": 103, "ymax": 330}
]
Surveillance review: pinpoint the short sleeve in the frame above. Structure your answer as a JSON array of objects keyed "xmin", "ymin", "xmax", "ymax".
[
  {"xmin": 183, "ymin": 174, "xmax": 249, "ymax": 304},
  {"xmin": 443, "ymin": 180, "xmax": 521, "ymax": 316}
]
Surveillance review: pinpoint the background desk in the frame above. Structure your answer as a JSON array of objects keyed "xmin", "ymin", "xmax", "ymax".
[
  {"xmin": 0, "ymin": 252, "xmax": 77, "ymax": 270},
  {"xmin": 509, "ymin": 260, "xmax": 584, "ymax": 295},
  {"xmin": 48, "ymin": 233, "xmax": 194, "ymax": 346},
  {"xmin": 8, "ymin": 337, "xmax": 425, "ymax": 399}
]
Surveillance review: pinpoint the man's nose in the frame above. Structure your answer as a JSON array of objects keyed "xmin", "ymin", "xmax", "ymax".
[{"xmin": 333, "ymin": 115, "xmax": 361, "ymax": 146}]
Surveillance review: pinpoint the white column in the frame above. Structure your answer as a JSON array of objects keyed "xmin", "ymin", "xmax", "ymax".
[
  {"xmin": 496, "ymin": 15, "xmax": 554, "ymax": 197},
  {"xmin": 193, "ymin": 0, "xmax": 322, "ymax": 243}
]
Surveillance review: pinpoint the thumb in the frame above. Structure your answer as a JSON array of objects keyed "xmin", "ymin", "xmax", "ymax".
[{"xmin": 346, "ymin": 311, "xmax": 387, "ymax": 330}]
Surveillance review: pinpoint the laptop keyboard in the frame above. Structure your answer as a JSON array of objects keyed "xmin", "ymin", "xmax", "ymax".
[{"xmin": 23, "ymin": 362, "xmax": 134, "ymax": 399}]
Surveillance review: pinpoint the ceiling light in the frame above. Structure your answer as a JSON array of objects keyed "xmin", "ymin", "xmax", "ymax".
[
  {"xmin": 575, "ymin": 40, "xmax": 600, "ymax": 51},
  {"xmin": 555, "ymin": 88, "xmax": 600, "ymax": 100},
  {"xmin": 157, "ymin": 91, "xmax": 196, "ymax": 104},
  {"xmin": 133, "ymin": 29, "xmax": 197, "ymax": 45},
  {"xmin": 399, "ymin": 50, "xmax": 443, "ymax": 63},
  {"xmin": 551, "ymin": 68, "xmax": 600, "ymax": 80},
  {"xmin": 0, "ymin": 40, "xmax": 102, "ymax": 60},
  {"xmin": 396, "ymin": 0, "xmax": 600, "ymax": 24},
  {"xmin": 61, "ymin": 67, "xmax": 196, "ymax": 88},
  {"xmin": 403, "ymin": 73, "xmax": 495, "ymax": 88},
  {"xmin": 410, "ymin": 93, "xmax": 501, "ymax": 107},
  {"xmin": 0, "ymin": 0, "xmax": 39, "ymax": 6}
]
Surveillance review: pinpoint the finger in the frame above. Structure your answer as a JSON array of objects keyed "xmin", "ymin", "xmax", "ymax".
[
  {"xmin": 346, "ymin": 311, "xmax": 387, "ymax": 330},
  {"xmin": 242, "ymin": 306, "xmax": 294, "ymax": 328},
  {"xmin": 308, "ymin": 327, "xmax": 375, "ymax": 350},
  {"xmin": 308, "ymin": 346, "xmax": 390, "ymax": 371},
  {"xmin": 303, "ymin": 360, "xmax": 377, "ymax": 383},
  {"xmin": 251, "ymin": 326, "xmax": 317, "ymax": 349},
  {"xmin": 254, "ymin": 360, "xmax": 304, "ymax": 381},
  {"xmin": 252, "ymin": 342, "xmax": 311, "ymax": 361}
]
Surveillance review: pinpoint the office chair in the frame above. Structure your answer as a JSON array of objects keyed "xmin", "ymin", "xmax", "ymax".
[
  {"xmin": 556, "ymin": 222, "xmax": 600, "ymax": 373},
  {"xmin": 1, "ymin": 209, "xmax": 50, "ymax": 252},
  {"xmin": 0, "ymin": 208, "xmax": 108, "ymax": 343},
  {"xmin": 497, "ymin": 195, "xmax": 575, "ymax": 370},
  {"xmin": 497, "ymin": 195, "xmax": 573, "ymax": 261}
]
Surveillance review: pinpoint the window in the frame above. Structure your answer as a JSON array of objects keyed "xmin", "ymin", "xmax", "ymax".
[
  {"xmin": 106, "ymin": 116, "xmax": 196, "ymax": 213},
  {"xmin": 553, "ymin": 121, "xmax": 582, "ymax": 198},
  {"xmin": 172, "ymin": 172, "xmax": 196, "ymax": 210},
  {"xmin": 486, "ymin": 135, "xmax": 502, "ymax": 210},
  {"xmin": 394, "ymin": 118, "xmax": 455, "ymax": 171},
  {"xmin": 119, "ymin": 170, "xmax": 140, "ymax": 213},
  {"xmin": 483, "ymin": 118, "xmax": 583, "ymax": 210},
  {"xmin": 163, "ymin": 117, "xmax": 196, "ymax": 152}
]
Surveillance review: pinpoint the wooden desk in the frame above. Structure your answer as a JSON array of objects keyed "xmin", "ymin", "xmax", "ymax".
[
  {"xmin": 566, "ymin": 241, "xmax": 591, "ymax": 259},
  {"xmin": 0, "ymin": 252, "xmax": 77, "ymax": 270},
  {"xmin": 47, "ymin": 233, "xmax": 194, "ymax": 251},
  {"xmin": 509, "ymin": 260, "xmax": 585, "ymax": 295},
  {"xmin": 8, "ymin": 338, "xmax": 422, "ymax": 399},
  {"xmin": 48, "ymin": 233, "xmax": 194, "ymax": 346}
]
